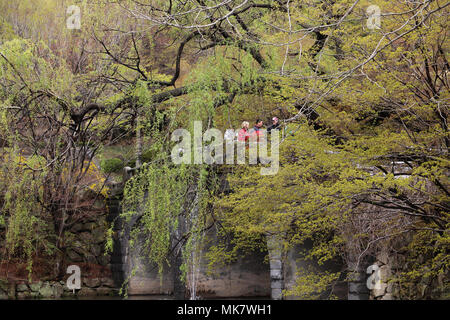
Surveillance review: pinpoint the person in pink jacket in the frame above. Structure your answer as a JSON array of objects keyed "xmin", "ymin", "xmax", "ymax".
[{"xmin": 237, "ymin": 121, "xmax": 250, "ymax": 142}]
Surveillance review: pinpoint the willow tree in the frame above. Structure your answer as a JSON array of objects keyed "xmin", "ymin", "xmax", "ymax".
[
  {"xmin": 0, "ymin": 1, "xmax": 139, "ymax": 279},
  {"xmin": 90, "ymin": 0, "xmax": 448, "ymax": 299},
  {"xmin": 213, "ymin": 0, "xmax": 449, "ymax": 299},
  {"xmin": 0, "ymin": 0, "xmax": 441, "ymax": 298},
  {"xmin": 91, "ymin": 0, "xmax": 336, "ymax": 298}
]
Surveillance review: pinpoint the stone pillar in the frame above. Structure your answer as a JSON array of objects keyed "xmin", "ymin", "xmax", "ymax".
[
  {"xmin": 369, "ymin": 251, "xmax": 394, "ymax": 300},
  {"xmin": 347, "ymin": 260, "xmax": 370, "ymax": 300},
  {"xmin": 266, "ymin": 234, "xmax": 284, "ymax": 300}
]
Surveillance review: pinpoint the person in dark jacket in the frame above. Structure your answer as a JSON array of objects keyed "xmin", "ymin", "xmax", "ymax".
[{"xmin": 267, "ymin": 117, "xmax": 280, "ymax": 133}]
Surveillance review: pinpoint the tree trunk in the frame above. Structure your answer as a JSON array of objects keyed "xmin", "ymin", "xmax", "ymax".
[{"xmin": 135, "ymin": 112, "xmax": 142, "ymax": 168}]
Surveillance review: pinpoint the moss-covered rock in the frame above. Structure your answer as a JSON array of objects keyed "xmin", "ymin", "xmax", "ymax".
[
  {"xmin": 16, "ymin": 291, "xmax": 32, "ymax": 299},
  {"xmin": 0, "ymin": 279, "xmax": 8, "ymax": 293},
  {"xmin": 78, "ymin": 287, "xmax": 97, "ymax": 296},
  {"xmin": 39, "ymin": 282, "xmax": 54, "ymax": 298},
  {"xmin": 67, "ymin": 249, "xmax": 83, "ymax": 262},
  {"xmin": 16, "ymin": 283, "xmax": 29, "ymax": 292},
  {"xmin": 29, "ymin": 281, "xmax": 42, "ymax": 292},
  {"xmin": 53, "ymin": 283, "xmax": 64, "ymax": 298},
  {"xmin": 83, "ymin": 277, "xmax": 101, "ymax": 288}
]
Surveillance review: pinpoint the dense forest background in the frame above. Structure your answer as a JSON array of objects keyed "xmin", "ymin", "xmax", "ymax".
[{"xmin": 0, "ymin": 0, "xmax": 448, "ymax": 299}]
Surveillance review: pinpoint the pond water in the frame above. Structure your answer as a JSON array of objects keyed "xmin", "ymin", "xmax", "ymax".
[{"xmin": 56, "ymin": 295, "xmax": 270, "ymax": 300}]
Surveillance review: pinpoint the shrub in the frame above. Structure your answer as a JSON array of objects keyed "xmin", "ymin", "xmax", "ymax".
[
  {"xmin": 100, "ymin": 158, "xmax": 123, "ymax": 174},
  {"xmin": 141, "ymin": 148, "xmax": 157, "ymax": 163}
]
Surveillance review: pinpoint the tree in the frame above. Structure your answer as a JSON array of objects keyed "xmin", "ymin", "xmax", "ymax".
[{"xmin": 0, "ymin": 0, "xmax": 447, "ymax": 299}]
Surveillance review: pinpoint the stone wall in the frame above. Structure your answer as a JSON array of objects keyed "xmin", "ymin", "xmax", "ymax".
[
  {"xmin": 5, "ymin": 180, "xmax": 433, "ymax": 300},
  {"xmin": 361, "ymin": 233, "xmax": 448, "ymax": 300},
  {"xmin": 65, "ymin": 199, "xmax": 111, "ymax": 267},
  {"xmin": 368, "ymin": 255, "xmax": 395, "ymax": 300},
  {"xmin": 125, "ymin": 226, "xmax": 271, "ymax": 298},
  {"xmin": 348, "ymin": 267, "xmax": 370, "ymax": 300},
  {"xmin": 0, "ymin": 278, "xmax": 117, "ymax": 299},
  {"xmin": 123, "ymin": 233, "xmax": 349, "ymax": 299},
  {"xmin": 0, "ymin": 194, "xmax": 119, "ymax": 299},
  {"xmin": 368, "ymin": 240, "xmax": 448, "ymax": 300}
]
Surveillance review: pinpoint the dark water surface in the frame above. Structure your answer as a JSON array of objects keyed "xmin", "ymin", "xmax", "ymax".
[{"xmin": 57, "ymin": 295, "xmax": 270, "ymax": 300}]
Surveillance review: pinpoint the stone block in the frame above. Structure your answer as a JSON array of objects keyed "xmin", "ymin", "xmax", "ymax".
[
  {"xmin": 0, "ymin": 291, "xmax": 8, "ymax": 300},
  {"xmin": 379, "ymin": 266, "xmax": 391, "ymax": 282},
  {"xmin": 269, "ymin": 260, "xmax": 282, "ymax": 270},
  {"xmin": 85, "ymin": 253, "xmax": 98, "ymax": 264},
  {"xmin": 271, "ymin": 280, "xmax": 284, "ymax": 289},
  {"xmin": 53, "ymin": 283, "xmax": 64, "ymax": 298},
  {"xmin": 348, "ymin": 272, "xmax": 365, "ymax": 282},
  {"xmin": 271, "ymin": 289, "xmax": 283, "ymax": 300},
  {"xmin": 348, "ymin": 293, "xmax": 369, "ymax": 300},
  {"xmin": 377, "ymin": 251, "xmax": 389, "ymax": 265},
  {"xmin": 0, "ymin": 279, "xmax": 8, "ymax": 292},
  {"xmin": 381, "ymin": 293, "xmax": 393, "ymax": 300},
  {"xmin": 349, "ymin": 282, "xmax": 368, "ymax": 293},
  {"xmin": 270, "ymin": 269, "xmax": 283, "ymax": 280},
  {"xmin": 78, "ymin": 287, "xmax": 98, "ymax": 296},
  {"xmin": 83, "ymin": 277, "xmax": 102, "ymax": 288},
  {"xmin": 67, "ymin": 249, "xmax": 83, "ymax": 262},
  {"xmin": 95, "ymin": 287, "xmax": 115, "ymax": 296},
  {"xmin": 386, "ymin": 282, "xmax": 393, "ymax": 293},
  {"xmin": 39, "ymin": 283, "xmax": 54, "ymax": 298},
  {"xmin": 7, "ymin": 283, "xmax": 15, "ymax": 299},
  {"xmin": 92, "ymin": 228, "xmax": 106, "ymax": 244},
  {"xmin": 91, "ymin": 244, "xmax": 102, "ymax": 257},
  {"xmin": 29, "ymin": 282, "xmax": 42, "ymax": 292},
  {"xmin": 100, "ymin": 277, "xmax": 115, "ymax": 288},
  {"xmin": 16, "ymin": 283, "xmax": 29, "ymax": 292},
  {"xmin": 372, "ymin": 283, "xmax": 388, "ymax": 298},
  {"xmin": 97, "ymin": 254, "xmax": 111, "ymax": 266},
  {"xmin": 16, "ymin": 292, "xmax": 32, "ymax": 299}
]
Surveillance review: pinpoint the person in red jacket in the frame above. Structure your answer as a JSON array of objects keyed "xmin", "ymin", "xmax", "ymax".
[
  {"xmin": 237, "ymin": 121, "xmax": 250, "ymax": 142},
  {"xmin": 249, "ymin": 119, "xmax": 264, "ymax": 142}
]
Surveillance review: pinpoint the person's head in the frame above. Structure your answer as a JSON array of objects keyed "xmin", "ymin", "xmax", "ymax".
[
  {"xmin": 272, "ymin": 117, "xmax": 279, "ymax": 125},
  {"xmin": 241, "ymin": 121, "xmax": 249, "ymax": 130},
  {"xmin": 255, "ymin": 119, "xmax": 263, "ymax": 128}
]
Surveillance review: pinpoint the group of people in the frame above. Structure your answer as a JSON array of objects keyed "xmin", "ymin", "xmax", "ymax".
[{"xmin": 237, "ymin": 117, "xmax": 281, "ymax": 142}]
